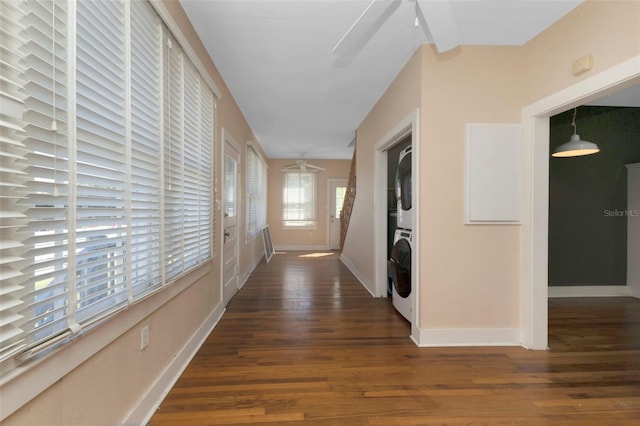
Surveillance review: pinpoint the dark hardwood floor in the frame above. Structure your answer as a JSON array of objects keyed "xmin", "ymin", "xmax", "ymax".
[{"xmin": 150, "ymin": 251, "xmax": 640, "ymax": 425}]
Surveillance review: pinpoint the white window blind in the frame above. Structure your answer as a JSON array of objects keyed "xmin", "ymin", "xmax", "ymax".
[
  {"xmin": 0, "ymin": 0, "xmax": 29, "ymax": 357},
  {"xmin": 282, "ymin": 171, "xmax": 316, "ymax": 228},
  {"xmin": 163, "ymin": 33, "xmax": 184, "ymax": 281},
  {"xmin": 20, "ymin": 0, "xmax": 71, "ymax": 352},
  {"xmin": 0, "ymin": 0, "xmax": 215, "ymax": 368},
  {"xmin": 129, "ymin": 0, "xmax": 162, "ymax": 299},
  {"xmin": 75, "ymin": 0, "xmax": 128, "ymax": 324},
  {"xmin": 183, "ymin": 59, "xmax": 203, "ymax": 270},
  {"xmin": 246, "ymin": 145, "xmax": 267, "ymax": 240},
  {"xmin": 199, "ymin": 84, "xmax": 214, "ymax": 261}
]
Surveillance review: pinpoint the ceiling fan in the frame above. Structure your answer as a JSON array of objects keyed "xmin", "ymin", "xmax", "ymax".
[
  {"xmin": 332, "ymin": 0, "xmax": 460, "ymax": 56},
  {"xmin": 281, "ymin": 160, "xmax": 326, "ymax": 172}
]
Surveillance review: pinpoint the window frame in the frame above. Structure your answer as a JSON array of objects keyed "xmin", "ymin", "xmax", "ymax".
[{"xmin": 282, "ymin": 170, "xmax": 318, "ymax": 229}]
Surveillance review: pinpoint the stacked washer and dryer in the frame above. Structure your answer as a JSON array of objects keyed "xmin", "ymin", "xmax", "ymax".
[{"xmin": 389, "ymin": 144, "xmax": 413, "ymax": 322}]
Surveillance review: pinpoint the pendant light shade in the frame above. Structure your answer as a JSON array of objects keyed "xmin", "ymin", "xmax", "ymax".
[
  {"xmin": 552, "ymin": 134, "xmax": 600, "ymax": 157},
  {"xmin": 552, "ymin": 107, "xmax": 600, "ymax": 158}
]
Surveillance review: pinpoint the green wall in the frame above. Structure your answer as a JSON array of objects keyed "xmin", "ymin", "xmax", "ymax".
[{"xmin": 549, "ymin": 106, "xmax": 640, "ymax": 286}]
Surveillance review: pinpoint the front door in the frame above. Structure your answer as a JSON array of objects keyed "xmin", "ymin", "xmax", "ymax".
[
  {"xmin": 329, "ymin": 179, "xmax": 348, "ymax": 250},
  {"xmin": 222, "ymin": 135, "xmax": 240, "ymax": 306}
]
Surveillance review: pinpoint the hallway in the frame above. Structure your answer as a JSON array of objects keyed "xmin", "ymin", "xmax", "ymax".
[{"xmin": 150, "ymin": 251, "xmax": 640, "ymax": 425}]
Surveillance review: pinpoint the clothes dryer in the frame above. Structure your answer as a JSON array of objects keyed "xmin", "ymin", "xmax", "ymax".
[
  {"xmin": 389, "ymin": 228, "xmax": 412, "ymax": 322},
  {"xmin": 395, "ymin": 145, "xmax": 412, "ymax": 230}
]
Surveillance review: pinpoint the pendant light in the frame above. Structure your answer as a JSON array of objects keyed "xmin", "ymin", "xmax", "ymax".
[{"xmin": 552, "ymin": 107, "xmax": 600, "ymax": 157}]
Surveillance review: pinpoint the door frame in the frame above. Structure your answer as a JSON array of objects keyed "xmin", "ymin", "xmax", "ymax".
[
  {"xmin": 327, "ymin": 178, "xmax": 348, "ymax": 250},
  {"xmin": 373, "ymin": 109, "xmax": 419, "ymax": 339},
  {"xmin": 520, "ymin": 56, "xmax": 640, "ymax": 350},
  {"xmin": 221, "ymin": 128, "xmax": 242, "ymax": 305}
]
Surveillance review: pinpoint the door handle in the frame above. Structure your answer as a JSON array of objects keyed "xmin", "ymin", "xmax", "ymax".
[{"xmin": 224, "ymin": 230, "xmax": 230, "ymax": 243}]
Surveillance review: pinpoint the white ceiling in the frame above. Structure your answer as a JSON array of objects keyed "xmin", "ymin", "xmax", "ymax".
[
  {"xmin": 180, "ymin": 0, "xmax": 584, "ymax": 160},
  {"xmin": 587, "ymin": 84, "xmax": 640, "ymax": 107}
]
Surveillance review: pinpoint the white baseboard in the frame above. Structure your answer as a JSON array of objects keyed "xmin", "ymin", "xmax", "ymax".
[
  {"xmin": 339, "ymin": 255, "xmax": 375, "ymax": 297},
  {"xmin": 413, "ymin": 327, "xmax": 521, "ymax": 348},
  {"xmin": 123, "ymin": 303, "xmax": 225, "ymax": 425},
  {"xmin": 548, "ymin": 285, "xmax": 629, "ymax": 298},
  {"xmin": 240, "ymin": 254, "xmax": 264, "ymax": 289},
  {"xmin": 274, "ymin": 245, "xmax": 330, "ymax": 251}
]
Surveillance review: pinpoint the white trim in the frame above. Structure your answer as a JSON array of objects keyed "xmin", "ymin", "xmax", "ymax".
[
  {"xmin": 520, "ymin": 55, "xmax": 640, "ymax": 350},
  {"xmin": 339, "ymin": 255, "xmax": 376, "ymax": 297},
  {"xmin": 372, "ymin": 109, "xmax": 420, "ymax": 341},
  {"xmin": 123, "ymin": 303, "xmax": 225, "ymax": 425},
  {"xmin": 413, "ymin": 327, "xmax": 521, "ymax": 347},
  {"xmin": 548, "ymin": 286, "xmax": 630, "ymax": 298},
  {"xmin": 275, "ymin": 245, "xmax": 330, "ymax": 251},
  {"xmin": 149, "ymin": 0, "xmax": 222, "ymax": 100}
]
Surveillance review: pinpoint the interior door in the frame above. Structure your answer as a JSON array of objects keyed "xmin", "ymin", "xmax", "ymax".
[
  {"xmin": 329, "ymin": 179, "xmax": 348, "ymax": 250},
  {"xmin": 222, "ymin": 137, "xmax": 240, "ymax": 306}
]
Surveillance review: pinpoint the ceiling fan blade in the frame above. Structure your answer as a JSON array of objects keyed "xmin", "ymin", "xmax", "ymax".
[
  {"xmin": 333, "ymin": 0, "xmax": 402, "ymax": 57},
  {"xmin": 417, "ymin": 0, "xmax": 460, "ymax": 53}
]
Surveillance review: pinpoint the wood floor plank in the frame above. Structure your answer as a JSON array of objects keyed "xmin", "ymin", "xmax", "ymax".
[{"xmin": 150, "ymin": 251, "xmax": 640, "ymax": 425}]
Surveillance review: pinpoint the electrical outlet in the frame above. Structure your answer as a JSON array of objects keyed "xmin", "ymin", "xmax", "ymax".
[{"xmin": 140, "ymin": 325, "xmax": 149, "ymax": 350}]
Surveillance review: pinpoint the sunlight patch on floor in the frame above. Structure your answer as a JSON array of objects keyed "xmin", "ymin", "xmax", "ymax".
[{"xmin": 298, "ymin": 252, "xmax": 334, "ymax": 258}]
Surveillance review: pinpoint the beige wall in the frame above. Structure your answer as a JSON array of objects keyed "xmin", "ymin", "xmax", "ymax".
[
  {"xmin": 3, "ymin": 1, "xmax": 267, "ymax": 424},
  {"xmin": 523, "ymin": 0, "xmax": 640, "ymax": 104},
  {"xmin": 343, "ymin": 0, "xmax": 640, "ymax": 335},
  {"xmin": 419, "ymin": 45, "xmax": 525, "ymax": 329},
  {"xmin": 267, "ymin": 159, "xmax": 351, "ymax": 249},
  {"xmin": 342, "ymin": 49, "xmax": 422, "ymax": 288}
]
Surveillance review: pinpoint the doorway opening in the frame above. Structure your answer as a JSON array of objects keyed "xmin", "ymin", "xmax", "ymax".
[
  {"xmin": 373, "ymin": 110, "xmax": 419, "ymax": 338},
  {"xmin": 328, "ymin": 179, "xmax": 348, "ymax": 250},
  {"xmin": 521, "ymin": 56, "xmax": 639, "ymax": 350}
]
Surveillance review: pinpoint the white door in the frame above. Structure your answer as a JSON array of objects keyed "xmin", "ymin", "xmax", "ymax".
[
  {"xmin": 222, "ymin": 136, "xmax": 240, "ymax": 305},
  {"xmin": 328, "ymin": 179, "xmax": 348, "ymax": 250}
]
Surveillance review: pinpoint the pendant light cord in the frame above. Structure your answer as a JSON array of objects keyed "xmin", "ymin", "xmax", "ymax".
[{"xmin": 571, "ymin": 107, "xmax": 577, "ymax": 135}]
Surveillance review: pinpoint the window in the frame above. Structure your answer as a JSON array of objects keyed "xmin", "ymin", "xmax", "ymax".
[
  {"xmin": 334, "ymin": 186, "xmax": 347, "ymax": 218},
  {"xmin": 246, "ymin": 145, "xmax": 267, "ymax": 240},
  {"xmin": 0, "ymin": 0, "xmax": 215, "ymax": 370},
  {"xmin": 282, "ymin": 171, "xmax": 316, "ymax": 228}
]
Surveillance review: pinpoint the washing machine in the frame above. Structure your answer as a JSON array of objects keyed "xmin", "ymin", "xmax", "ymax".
[
  {"xmin": 389, "ymin": 228, "xmax": 412, "ymax": 322},
  {"xmin": 395, "ymin": 145, "xmax": 412, "ymax": 230}
]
